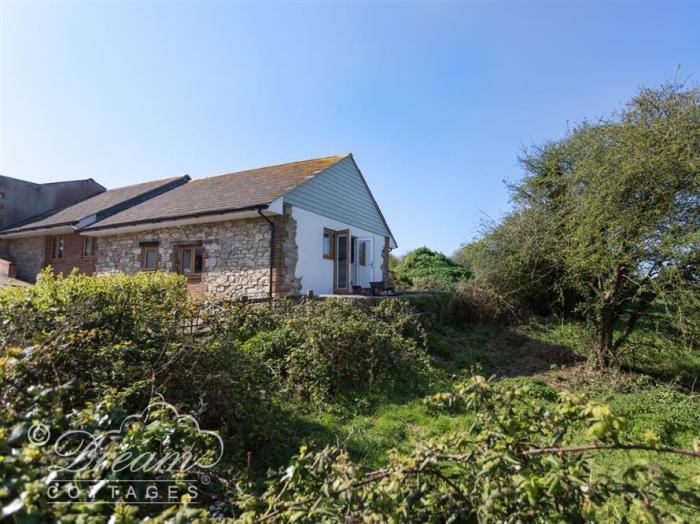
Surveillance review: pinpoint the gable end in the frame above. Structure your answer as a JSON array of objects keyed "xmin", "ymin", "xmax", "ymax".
[{"xmin": 283, "ymin": 155, "xmax": 396, "ymax": 246}]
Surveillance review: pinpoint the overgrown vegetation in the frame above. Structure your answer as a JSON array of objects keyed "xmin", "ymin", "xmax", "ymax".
[
  {"xmin": 1, "ymin": 271, "xmax": 699, "ymax": 522},
  {"xmin": 457, "ymin": 82, "xmax": 700, "ymax": 368},
  {"xmin": 393, "ymin": 246, "xmax": 470, "ymax": 290}
]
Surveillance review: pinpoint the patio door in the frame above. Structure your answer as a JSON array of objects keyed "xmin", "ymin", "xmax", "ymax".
[
  {"xmin": 354, "ymin": 237, "xmax": 373, "ymax": 289},
  {"xmin": 333, "ymin": 229, "xmax": 350, "ymax": 294}
]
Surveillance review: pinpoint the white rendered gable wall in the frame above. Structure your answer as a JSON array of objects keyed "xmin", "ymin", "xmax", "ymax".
[{"xmin": 291, "ymin": 206, "xmax": 385, "ymax": 295}]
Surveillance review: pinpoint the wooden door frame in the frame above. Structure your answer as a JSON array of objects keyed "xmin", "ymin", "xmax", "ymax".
[
  {"xmin": 333, "ymin": 229, "xmax": 350, "ymax": 294},
  {"xmin": 354, "ymin": 236, "xmax": 373, "ymax": 288}
]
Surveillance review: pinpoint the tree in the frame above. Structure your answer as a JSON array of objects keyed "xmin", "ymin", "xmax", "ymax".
[
  {"xmin": 455, "ymin": 208, "xmax": 571, "ymax": 317},
  {"xmin": 393, "ymin": 247, "xmax": 470, "ymax": 290},
  {"xmin": 514, "ymin": 83, "xmax": 700, "ymax": 367}
]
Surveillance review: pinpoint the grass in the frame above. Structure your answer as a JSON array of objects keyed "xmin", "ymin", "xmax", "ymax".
[{"xmin": 274, "ymin": 319, "xmax": 700, "ymax": 519}]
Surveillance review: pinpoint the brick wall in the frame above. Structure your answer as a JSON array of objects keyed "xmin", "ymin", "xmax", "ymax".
[{"xmin": 43, "ymin": 233, "xmax": 96, "ymax": 277}]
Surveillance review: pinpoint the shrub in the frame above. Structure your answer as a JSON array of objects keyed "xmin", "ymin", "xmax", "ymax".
[
  {"xmin": 0, "ymin": 268, "xmax": 189, "ymax": 348},
  {"xmin": 0, "ymin": 271, "xmax": 278, "ymax": 464},
  {"xmin": 242, "ymin": 299, "xmax": 431, "ymax": 404},
  {"xmin": 0, "ymin": 381, "xmax": 216, "ymax": 522},
  {"xmin": 393, "ymin": 247, "xmax": 470, "ymax": 290}
]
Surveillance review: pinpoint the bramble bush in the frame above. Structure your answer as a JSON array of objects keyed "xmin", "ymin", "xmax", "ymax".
[
  {"xmin": 0, "ymin": 271, "xmax": 277, "ymax": 460},
  {"xmin": 242, "ymin": 298, "xmax": 431, "ymax": 403},
  {"xmin": 1, "ymin": 272, "xmax": 699, "ymax": 522}
]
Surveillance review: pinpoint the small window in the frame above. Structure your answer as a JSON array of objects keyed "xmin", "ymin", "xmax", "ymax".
[
  {"xmin": 359, "ymin": 242, "xmax": 367, "ymax": 266},
  {"xmin": 323, "ymin": 229, "xmax": 335, "ymax": 259},
  {"xmin": 141, "ymin": 244, "xmax": 158, "ymax": 271},
  {"xmin": 82, "ymin": 237, "xmax": 96, "ymax": 258},
  {"xmin": 179, "ymin": 246, "xmax": 204, "ymax": 277},
  {"xmin": 52, "ymin": 237, "xmax": 65, "ymax": 260}
]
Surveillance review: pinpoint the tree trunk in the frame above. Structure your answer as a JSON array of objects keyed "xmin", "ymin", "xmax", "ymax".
[
  {"xmin": 594, "ymin": 306, "xmax": 615, "ymax": 368},
  {"xmin": 593, "ymin": 265, "xmax": 624, "ymax": 369}
]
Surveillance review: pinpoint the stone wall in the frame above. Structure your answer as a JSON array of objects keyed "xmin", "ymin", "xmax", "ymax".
[
  {"xmin": 6, "ymin": 236, "xmax": 46, "ymax": 282},
  {"xmin": 94, "ymin": 218, "xmax": 274, "ymax": 299},
  {"xmin": 381, "ymin": 236, "xmax": 391, "ymax": 284},
  {"xmin": 270, "ymin": 203, "xmax": 301, "ymax": 295}
]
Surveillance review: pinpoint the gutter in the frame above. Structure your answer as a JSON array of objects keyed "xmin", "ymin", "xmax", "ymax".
[
  {"xmin": 0, "ymin": 221, "xmax": 77, "ymax": 237},
  {"xmin": 0, "ymin": 175, "xmax": 190, "ymax": 237},
  {"xmin": 257, "ymin": 208, "xmax": 276, "ymax": 302},
  {"xmin": 84, "ymin": 204, "xmax": 269, "ymax": 232}
]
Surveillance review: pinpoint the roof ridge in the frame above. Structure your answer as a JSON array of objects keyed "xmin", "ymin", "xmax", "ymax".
[
  {"xmin": 99, "ymin": 175, "xmax": 183, "ymax": 191},
  {"xmin": 189, "ymin": 154, "xmax": 349, "ymax": 183},
  {"xmin": 0, "ymin": 175, "xmax": 189, "ymax": 235}
]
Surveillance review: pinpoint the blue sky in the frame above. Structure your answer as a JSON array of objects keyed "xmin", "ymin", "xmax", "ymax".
[{"xmin": 1, "ymin": 1, "xmax": 698, "ymax": 255}]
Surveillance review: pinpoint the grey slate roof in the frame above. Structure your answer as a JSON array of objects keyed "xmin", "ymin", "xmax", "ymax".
[
  {"xmin": 1, "ymin": 176, "xmax": 188, "ymax": 234},
  {"xmin": 85, "ymin": 155, "xmax": 348, "ymax": 230}
]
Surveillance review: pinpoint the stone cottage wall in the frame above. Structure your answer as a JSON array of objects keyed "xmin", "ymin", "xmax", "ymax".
[
  {"xmin": 270, "ymin": 203, "xmax": 301, "ymax": 295},
  {"xmin": 381, "ymin": 236, "xmax": 391, "ymax": 284},
  {"xmin": 94, "ymin": 218, "xmax": 274, "ymax": 299},
  {"xmin": 5, "ymin": 236, "xmax": 46, "ymax": 282}
]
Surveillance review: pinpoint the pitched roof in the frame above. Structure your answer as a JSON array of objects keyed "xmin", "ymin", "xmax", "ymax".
[
  {"xmin": 85, "ymin": 155, "xmax": 348, "ymax": 230},
  {"xmin": 1, "ymin": 176, "xmax": 188, "ymax": 235}
]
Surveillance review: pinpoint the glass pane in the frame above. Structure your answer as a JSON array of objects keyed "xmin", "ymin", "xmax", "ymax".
[
  {"xmin": 83, "ymin": 238, "xmax": 92, "ymax": 257},
  {"xmin": 337, "ymin": 235, "xmax": 347, "ymax": 289},
  {"xmin": 360, "ymin": 243, "xmax": 366, "ymax": 266},
  {"xmin": 145, "ymin": 248, "xmax": 156, "ymax": 269},
  {"xmin": 181, "ymin": 249, "xmax": 192, "ymax": 274},
  {"xmin": 194, "ymin": 248, "xmax": 203, "ymax": 274},
  {"xmin": 57, "ymin": 238, "xmax": 64, "ymax": 259},
  {"xmin": 323, "ymin": 232, "xmax": 331, "ymax": 257}
]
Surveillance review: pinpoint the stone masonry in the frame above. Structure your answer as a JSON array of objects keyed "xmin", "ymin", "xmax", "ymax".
[
  {"xmin": 270, "ymin": 203, "xmax": 301, "ymax": 295},
  {"xmin": 5, "ymin": 236, "xmax": 46, "ymax": 282},
  {"xmin": 94, "ymin": 218, "xmax": 275, "ymax": 299}
]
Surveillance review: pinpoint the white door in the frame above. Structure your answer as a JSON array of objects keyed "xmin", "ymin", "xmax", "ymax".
[{"xmin": 354, "ymin": 237, "xmax": 373, "ymax": 289}]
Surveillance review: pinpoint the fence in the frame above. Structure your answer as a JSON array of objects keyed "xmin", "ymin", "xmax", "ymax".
[{"xmin": 179, "ymin": 290, "xmax": 460, "ymax": 336}]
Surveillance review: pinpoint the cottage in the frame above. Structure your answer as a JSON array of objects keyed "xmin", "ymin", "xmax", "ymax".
[{"xmin": 0, "ymin": 154, "xmax": 397, "ymax": 297}]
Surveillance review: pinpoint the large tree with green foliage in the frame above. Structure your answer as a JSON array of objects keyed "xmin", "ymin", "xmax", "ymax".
[{"xmin": 461, "ymin": 83, "xmax": 700, "ymax": 367}]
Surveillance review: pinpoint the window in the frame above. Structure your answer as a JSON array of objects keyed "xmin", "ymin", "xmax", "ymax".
[
  {"xmin": 82, "ymin": 237, "xmax": 96, "ymax": 258},
  {"xmin": 179, "ymin": 246, "xmax": 204, "ymax": 277},
  {"xmin": 323, "ymin": 229, "xmax": 335, "ymax": 259},
  {"xmin": 359, "ymin": 242, "xmax": 367, "ymax": 266},
  {"xmin": 51, "ymin": 237, "xmax": 65, "ymax": 260},
  {"xmin": 140, "ymin": 243, "xmax": 158, "ymax": 271}
]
